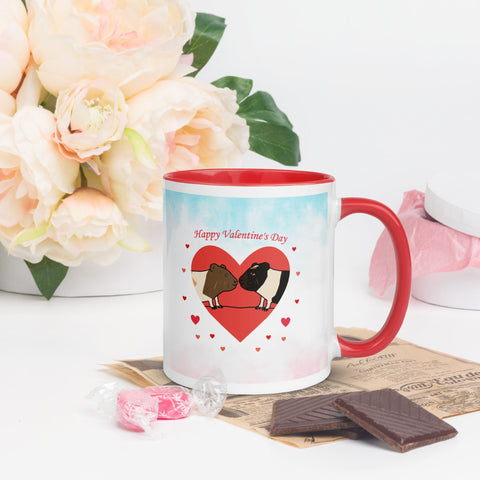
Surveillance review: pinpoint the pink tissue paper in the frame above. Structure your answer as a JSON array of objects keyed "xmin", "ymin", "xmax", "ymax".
[{"xmin": 369, "ymin": 190, "xmax": 480, "ymax": 296}]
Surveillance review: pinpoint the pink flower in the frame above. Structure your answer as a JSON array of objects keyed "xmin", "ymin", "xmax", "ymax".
[
  {"xmin": 48, "ymin": 187, "xmax": 128, "ymax": 266},
  {"xmin": 101, "ymin": 77, "xmax": 249, "ymax": 220},
  {"xmin": 27, "ymin": 0, "xmax": 195, "ymax": 98},
  {"xmin": 0, "ymin": 107, "xmax": 79, "ymax": 260},
  {"xmin": 0, "ymin": 0, "xmax": 30, "ymax": 115},
  {"xmin": 53, "ymin": 79, "xmax": 128, "ymax": 166},
  {"xmin": 0, "ymin": 167, "xmax": 37, "ymax": 229}
]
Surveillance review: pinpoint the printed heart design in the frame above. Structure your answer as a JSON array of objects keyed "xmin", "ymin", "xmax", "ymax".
[
  {"xmin": 191, "ymin": 246, "xmax": 290, "ymax": 342},
  {"xmin": 195, "ymin": 334, "xmax": 200, "ymax": 339},
  {"xmin": 191, "ymin": 315, "xmax": 200, "ymax": 325},
  {"xmin": 281, "ymin": 317, "xmax": 291, "ymax": 327},
  {"xmin": 266, "ymin": 335, "xmax": 271, "ymax": 340}
]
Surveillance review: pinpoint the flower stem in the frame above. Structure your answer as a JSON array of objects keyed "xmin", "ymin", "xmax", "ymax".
[{"xmin": 80, "ymin": 166, "xmax": 88, "ymax": 188}]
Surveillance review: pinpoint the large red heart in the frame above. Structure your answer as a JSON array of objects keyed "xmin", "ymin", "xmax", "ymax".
[{"xmin": 191, "ymin": 246, "xmax": 290, "ymax": 342}]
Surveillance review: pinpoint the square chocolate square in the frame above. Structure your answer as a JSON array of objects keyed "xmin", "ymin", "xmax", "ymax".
[{"xmin": 333, "ymin": 388, "xmax": 458, "ymax": 453}]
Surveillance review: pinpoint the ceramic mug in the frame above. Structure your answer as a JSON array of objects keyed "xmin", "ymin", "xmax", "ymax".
[{"xmin": 163, "ymin": 169, "xmax": 411, "ymax": 394}]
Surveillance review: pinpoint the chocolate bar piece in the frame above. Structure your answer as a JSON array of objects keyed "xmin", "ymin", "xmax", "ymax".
[
  {"xmin": 324, "ymin": 427, "xmax": 371, "ymax": 440},
  {"xmin": 333, "ymin": 388, "xmax": 458, "ymax": 452},
  {"xmin": 269, "ymin": 393, "xmax": 359, "ymax": 436}
]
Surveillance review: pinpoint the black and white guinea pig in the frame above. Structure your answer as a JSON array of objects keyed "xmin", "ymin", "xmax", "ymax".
[{"xmin": 239, "ymin": 262, "xmax": 289, "ymax": 311}]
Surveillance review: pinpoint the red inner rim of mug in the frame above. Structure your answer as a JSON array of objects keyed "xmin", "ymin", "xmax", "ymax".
[{"xmin": 163, "ymin": 169, "xmax": 335, "ymax": 186}]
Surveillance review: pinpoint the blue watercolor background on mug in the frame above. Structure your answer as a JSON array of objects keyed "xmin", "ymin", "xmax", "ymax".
[{"xmin": 164, "ymin": 190, "xmax": 329, "ymax": 259}]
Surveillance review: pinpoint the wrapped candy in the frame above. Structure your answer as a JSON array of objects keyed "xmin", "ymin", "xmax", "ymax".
[
  {"xmin": 117, "ymin": 389, "xmax": 158, "ymax": 433},
  {"xmin": 87, "ymin": 372, "xmax": 227, "ymax": 433},
  {"xmin": 143, "ymin": 386, "xmax": 193, "ymax": 420}
]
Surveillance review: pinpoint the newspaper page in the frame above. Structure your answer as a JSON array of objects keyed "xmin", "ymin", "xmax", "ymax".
[{"xmin": 104, "ymin": 327, "xmax": 480, "ymax": 448}]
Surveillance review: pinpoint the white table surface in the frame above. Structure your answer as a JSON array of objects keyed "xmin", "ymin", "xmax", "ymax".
[{"xmin": 1, "ymin": 253, "xmax": 479, "ymax": 479}]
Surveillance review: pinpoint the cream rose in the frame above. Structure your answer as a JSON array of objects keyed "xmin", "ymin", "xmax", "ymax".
[
  {"xmin": 101, "ymin": 77, "xmax": 249, "ymax": 220},
  {"xmin": 54, "ymin": 78, "xmax": 128, "ymax": 164},
  {"xmin": 0, "ymin": 0, "xmax": 30, "ymax": 115},
  {"xmin": 27, "ymin": 0, "xmax": 195, "ymax": 98},
  {"xmin": 0, "ymin": 107, "xmax": 79, "ymax": 261},
  {"xmin": 0, "ymin": 114, "xmax": 37, "ymax": 232},
  {"xmin": 46, "ymin": 187, "xmax": 128, "ymax": 266}
]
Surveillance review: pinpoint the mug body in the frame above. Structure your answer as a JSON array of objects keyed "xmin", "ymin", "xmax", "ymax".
[{"xmin": 163, "ymin": 169, "xmax": 341, "ymax": 394}]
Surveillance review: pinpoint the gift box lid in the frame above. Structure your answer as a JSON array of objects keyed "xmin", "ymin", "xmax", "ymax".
[{"xmin": 424, "ymin": 169, "xmax": 480, "ymax": 238}]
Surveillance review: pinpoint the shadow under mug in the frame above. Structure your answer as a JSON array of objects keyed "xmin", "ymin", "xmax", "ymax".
[{"xmin": 162, "ymin": 168, "xmax": 411, "ymax": 394}]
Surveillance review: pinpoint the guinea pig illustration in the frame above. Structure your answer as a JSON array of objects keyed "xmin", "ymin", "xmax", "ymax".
[
  {"xmin": 192, "ymin": 263, "xmax": 238, "ymax": 309},
  {"xmin": 239, "ymin": 262, "xmax": 289, "ymax": 311}
]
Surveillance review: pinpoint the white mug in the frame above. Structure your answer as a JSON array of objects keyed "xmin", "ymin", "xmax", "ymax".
[{"xmin": 163, "ymin": 169, "xmax": 411, "ymax": 394}]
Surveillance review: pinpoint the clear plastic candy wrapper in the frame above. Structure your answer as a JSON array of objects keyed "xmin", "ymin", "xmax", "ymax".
[
  {"xmin": 192, "ymin": 370, "xmax": 228, "ymax": 417},
  {"xmin": 86, "ymin": 381, "xmax": 124, "ymax": 419}
]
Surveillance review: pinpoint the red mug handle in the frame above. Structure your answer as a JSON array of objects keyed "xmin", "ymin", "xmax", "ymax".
[{"xmin": 337, "ymin": 198, "xmax": 412, "ymax": 357}]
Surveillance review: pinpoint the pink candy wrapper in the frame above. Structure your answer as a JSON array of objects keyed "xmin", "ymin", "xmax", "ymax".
[
  {"xmin": 117, "ymin": 390, "xmax": 159, "ymax": 432},
  {"xmin": 116, "ymin": 386, "xmax": 193, "ymax": 432},
  {"xmin": 369, "ymin": 190, "xmax": 480, "ymax": 296},
  {"xmin": 143, "ymin": 386, "xmax": 193, "ymax": 420}
]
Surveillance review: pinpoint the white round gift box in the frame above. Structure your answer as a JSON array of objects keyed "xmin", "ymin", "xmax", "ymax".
[
  {"xmin": 411, "ymin": 170, "xmax": 480, "ymax": 310},
  {"xmin": 0, "ymin": 218, "xmax": 163, "ymax": 297}
]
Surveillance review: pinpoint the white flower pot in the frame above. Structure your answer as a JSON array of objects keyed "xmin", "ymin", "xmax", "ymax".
[{"xmin": 0, "ymin": 219, "xmax": 163, "ymax": 297}]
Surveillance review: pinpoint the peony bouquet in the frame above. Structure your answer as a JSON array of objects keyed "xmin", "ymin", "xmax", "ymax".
[{"xmin": 0, "ymin": 0, "xmax": 300, "ymax": 298}]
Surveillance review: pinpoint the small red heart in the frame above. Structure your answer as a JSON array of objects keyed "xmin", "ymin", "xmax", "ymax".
[
  {"xmin": 191, "ymin": 315, "xmax": 200, "ymax": 325},
  {"xmin": 281, "ymin": 337, "xmax": 286, "ymax": 341},
  {"xmin": 182, "ymin": 296, "xmax": 187, "ymax": 301},
  {"xmin": 266, "ymin": 335, "xmax": 271, "ymax": 340},
  {"xmin": 210, "ymin": 333, "xmax": 215, "ymax": 339},
  {"xmin": 281, "ymin": 317, "xmax": 291, "ymax": 327},
  {"xmin": 195, "ymin": 334, "xmax": 200, "ymax": 339},
  {"xmin": 255, "ymin": 347, "xmax": 261, "ymax": 352},
  {"xmin": 296, "ymin": 271, "xmax": 300, "ymax": 276},
  {"xmin": 182, "ymin": 268, "xmax": 186, "ymax": 273},
  {"xmin": 220, "ymin": 346, "xmax": 226, "ymax": 351},
  {"xmin": 295, "ymin": 299, "xmax": 299, "ymax": 304},
  {"xmin": 185, "ymin": 244, "xmax": 190, "ymax": 248},
  {"xmin": 292, "ymin": 247, "xmax": 297, "ymax": 251}
]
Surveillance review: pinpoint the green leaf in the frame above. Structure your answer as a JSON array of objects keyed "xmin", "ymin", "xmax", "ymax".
[
  {"xmin": 118, "ymin": 227, "xmax": 152, "ymax": 252},
  {"xmin": 247, "ymin": 119, "xmax": 301, "ymax": 166},
  {"xmin": 10, "ymin": 226, "xmax": 47, "ymax": 251},
  {"xmin": 183, "ymin": 13, "xmax": 227, "ymax": 77},
  {"xmin": 25, "ymin": 257, "xmax": 69, "ymax": 300},
  {"xmin": 124, "ymin": 128, "xmax": 156, "ymax": 168},
  {"xmin": 238, "ymin": 91, "xmax": 293, "ymax": 129},
  {"xmin": 40, "ymin": 94, "xmax": 57, "ymax": 113},
  {"xmin": 211, "ymin": 76, "xmax": 253, "ymax": 103}
]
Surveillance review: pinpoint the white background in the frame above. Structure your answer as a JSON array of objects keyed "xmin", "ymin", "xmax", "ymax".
[{"xmin": 2, "ymin": 1, "xmax": 480, "ymax": 478}]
